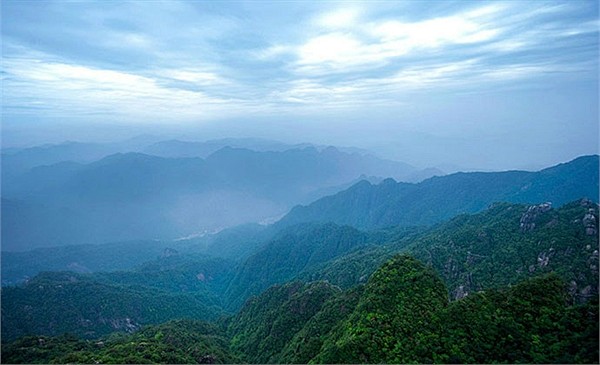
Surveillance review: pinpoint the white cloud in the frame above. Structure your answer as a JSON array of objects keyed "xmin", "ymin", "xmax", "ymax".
[
  {"xmin": 314, "ymin": 7, "xmax": 362, "ymax": 29},
  {"xmin": 159, "ymin": 69, "xmax": 227, "ymax": 85},
  {"xmin": 297, "ymin": 33, "xmax": 363, "ymax": 65},
  {"xmin": 287, "ymin": 4, "xmax": 505, "ymax": 75},
  {"xmin": 2, "ymin": 56, "xmax": 239, "ymax": 122}
]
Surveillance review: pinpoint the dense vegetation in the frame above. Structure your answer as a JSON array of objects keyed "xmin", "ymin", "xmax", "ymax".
[
  {"xmin": 6, "ymin": 254, "xmax": 596, "ymax": 364},
  {"xmin": 1, "ymin": 320, "xmax": 237, "ymax": 364},
  {"xmin": 227, "ymin": 281, "xmax": 340, "ymax": 363},
  {"xmin": 1, "ymin": 272, "xmax": 224, "ymax": 341},
  {"xmin": 223, "ymin": 223, "xmax": 370, "ymax": 310}
]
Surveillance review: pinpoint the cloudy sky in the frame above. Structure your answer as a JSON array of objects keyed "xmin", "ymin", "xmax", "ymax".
[{"xmin": 2, "ymin": 1, "xmax": 598, "ymax": 169}]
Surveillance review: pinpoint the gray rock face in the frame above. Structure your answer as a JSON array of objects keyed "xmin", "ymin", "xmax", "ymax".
[
  {"xmin": 520, "ymin": 203, "xmax": 552, "ymax": 232},
  {"xmin": 582, "ymin": 208, "xmax": 597, "ymax": 236},
  {"xmin": 453, "ymin": 285, "xmax": 469, "ymax": 300}
]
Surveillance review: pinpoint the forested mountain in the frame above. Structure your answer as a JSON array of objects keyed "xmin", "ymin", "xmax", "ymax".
[
  {"xmin": 223, "ymin": 223, "xmax": 371, "ymax": 311},
  {"xmin": 278, "ymin": 155, "xmax": 599, "ymax": 229},
  {"xmin": 309, "ymin": 255, "xmax": 598, "ymax": 364},
  {"xmin": 1, "ymin": 271, "xmax": 224, "ymax": 341},
  {"xmin": 298, "ymin": 199, "xmax": 599, "ymax": 301},
  {"xmin": 2, "ymin": 320, "xmax": 237, "ymax": 364},
  {"xmin": 3, "ymin": 198, "xmax": 597, "ymax": 353},
  {"xmin": 1, "ymin": 240, "xmax": 175, "ymax": 286},
  {"xmin": 2, "ymin": 145, "xmax": 427, "ymax": 250},
  {"xmin": 4, "ymin": 256, "xmax": 596, "ymax": 364}
]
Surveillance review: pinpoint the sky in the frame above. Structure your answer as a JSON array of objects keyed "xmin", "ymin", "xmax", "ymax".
[{"xmin": 1, "ymin": 0, "xmax": 598, "ymax": 170}]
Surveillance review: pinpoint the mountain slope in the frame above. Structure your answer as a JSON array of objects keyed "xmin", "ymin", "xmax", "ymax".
[
  {"xmin": 1, "ymin": 272, "xmax": 223, "ymax": 341},
  {"xmin": 297, "ymin": 199, "xmax": 599, "ymax": 301},
  {"xmin": 223, "ymin": 223, "xmax": 370, "ymax": 311},
  {"xmin": 278, "ymin": 155, "xmax": 599, "ymax": 229},
  {"xmin": 313, "ymin": 257, "xmax": 598, "ymax": 364},
  {"xmin": 227, "ymin": 281, "xmax": 339, "ymax": 364},
  {"xmin": 1, "ymin": 319, "xmax": 237, "ymax": 364},
  {"xmin": 409, "ymin": 199, "xmax": 599, "ymax": 301}
]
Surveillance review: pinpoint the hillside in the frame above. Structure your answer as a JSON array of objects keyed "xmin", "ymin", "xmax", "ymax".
[
  {"xmin": 298, "ymin": 199, "xmax": 599, "ymax": 301},
  {"xmin": 223, "ymin": 223, "xmax": 371, "ymax": 311},
  {"xmin": 227, "ymin": 281, "xmax": 339, "ymax": 363},
  {"xmin": 2, "ymin": 253, "xmax": 597, "ymax": 363},
  {"xmin": 278, "ymin": 155, "xmax": 599, "ymax": 229},
  {"xmin": 311, "ymin": 255, "xmax": 598, "ymax": 364},
  {"xmin": 1, "ymin": 319, "xmax": 237, "ymax": 364},
  {"xmin": 1, "ymin": 271, "xmax": 224, "ymax": 341}
]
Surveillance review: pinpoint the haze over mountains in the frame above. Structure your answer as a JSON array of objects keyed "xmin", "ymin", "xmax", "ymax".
[{"xmin": 1, "ymin": 138, "xmax": 441, "ymax": 251}]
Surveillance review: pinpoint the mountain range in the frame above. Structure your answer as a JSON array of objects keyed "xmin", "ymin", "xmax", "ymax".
[
  {"xmin": 1, "ymin": 141, "xmax": 598, "ymax": 364},
  {"xmin": 2, "ymin": 141, "xmax": 438, "ymax": 251},
  {"xmin": 278, "ymin": 155, "xmax": 599, "ymax": 229}
]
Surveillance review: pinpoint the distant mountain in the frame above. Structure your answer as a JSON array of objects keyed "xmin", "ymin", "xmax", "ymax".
[
  {"xmin": 1, "ymin": 239, "xmax": 201, "ymax": 286},
  {"xmin": 142, "ymin": 138, "xmax": 314, "ymax": 158},
  {"xmin": 1, "ymin": 141, "xmax": 114, "ymax": 181},
  {"xmin": 2, "ymin": 146, "xmax": 424, "ymax": 250},
  {"xmin": 278, "ymin": 155, "xmax": 599, "ymax": 229}
]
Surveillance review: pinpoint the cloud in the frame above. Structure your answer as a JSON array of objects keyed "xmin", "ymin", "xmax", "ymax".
[
  {"xmin": 313, "ymin": 7, "xmax": 363, "ymax": 29},
  {"xmin": 2, "ymin": 52, "xmax": 238, "ymax": 122},
  {"xmin": 1, "ymin": 0, "xmax": 597, "ymax": 125},
  {"xmin": 285, "ymin": 4, "xmax": 505, "ymax": 75}
]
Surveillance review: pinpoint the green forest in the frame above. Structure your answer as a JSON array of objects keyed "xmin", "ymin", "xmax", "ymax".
[{"xmin": 2, "ymin": 199, "xmax": 598, "ymax": 363}]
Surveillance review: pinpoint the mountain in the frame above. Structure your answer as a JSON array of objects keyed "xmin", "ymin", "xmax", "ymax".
[
  {"xmin": 296, "ymin": 199, "xmax": 599, "ymax": 302},
  {"xmin": 142, "ymin": 138, "xmax": 313, "ymax": 158},
  {"xmin": 1, "ymin": 271, "xmax": 224, "ymax": 341},
  {"xmin": 4, "ymin": 259, "xmax": 596, "ymax": 364},
  {"xmin": 278, "ymin": 155, "xmax": 599, "ymax": 229},
  {"xmin": 2, "ymin": 146, "xmax": 424, "ymax": 250},
  {"xmin": 312, "ymin": 255, "xmax": 598, "ymax": 364},
  {"xmin": 1, "ymin": 239, "xmax": 178, "ymax": 286},
  {"xmin": 223, "ymin": 223, "xmax": 371, "ymax": 311},
  {"xmin": 227, "ymin": 281, "xmax": 340, "ymax": 363},
  {"xmin": 1, "ymin": 319, "xmax": 237, "ymax": 364}
]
